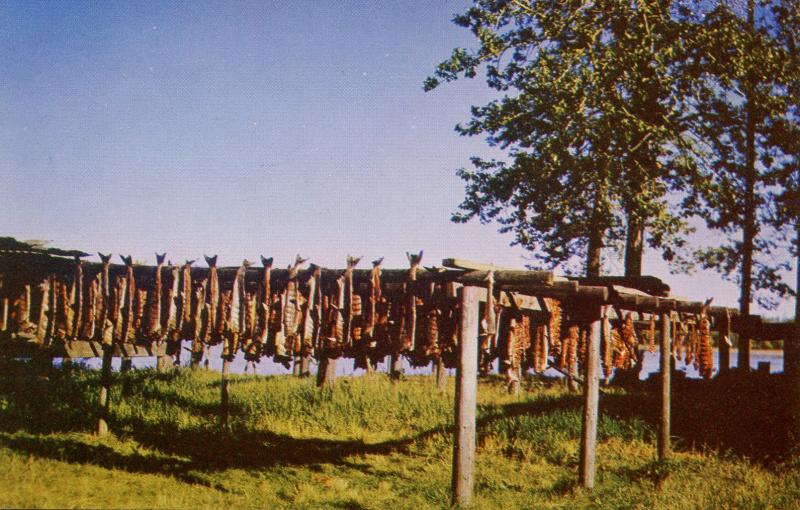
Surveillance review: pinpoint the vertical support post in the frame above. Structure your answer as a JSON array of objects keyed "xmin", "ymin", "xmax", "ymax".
[
  {"xmin": 300, "ymin": 355, "xmax": 311, "ymax": 377},
  {"xmin": 659, "ymin": 312, "xmax": 672, "ymax": 461},
  {"xmin": 120, "ymin": 357, "xmax": 132, "ymax": 372},
  {"xmin": 292, "ymin": 355, "xmax": 301, "ymax": 376},
  {"xmin": 390, "ymin": 352, "xmax": 403, "ymax": 380},
  {"xmin": 719, "ymin": 312, "xmax": 731, "ymax": 373},
  {"xmin": 790, "ymin": 326, "xmax": 800, "ymax": 449},
  {"xmin": 316, "ymin": 357, "xmax": 336, "ymax": 387},
  {"xmin": 738, "ymin": 330, "xmax": 751, "ymax": 372},
  {"xmin": 220, "ymin": 358, "xmax": 230, "ymax": 429},
  {"xmin": 579, "ymin": 314, "xmax": 601, "ymax": 489},
  {"xmin": 451, "ymin": 286, "xmax": 480, "ymax": 507},
  {"xmin": 156, "ymin": 354, "xmax": 171, "ymax": 372},
  {"xmin": 437, "ymin": 357, "xmax": 448, "ymax": 392},
  {"xmin": 97, "ymin": 344, "xmax": 113, "ymax": 436}
]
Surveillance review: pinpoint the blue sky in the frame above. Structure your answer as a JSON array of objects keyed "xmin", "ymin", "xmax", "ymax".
[{"xmin": 1, "ymin": 0, "xmax": 795, "ymax": 318}]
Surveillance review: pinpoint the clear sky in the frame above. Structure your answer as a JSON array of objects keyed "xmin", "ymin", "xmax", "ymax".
[{"xmin": 1, "ymin": 0, "xmax": 795, "ymax": 319}]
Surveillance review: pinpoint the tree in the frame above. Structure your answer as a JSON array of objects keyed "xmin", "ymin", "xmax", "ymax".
[
  {"xmin": 425, "ymin": 0, "xmax": 698, "ymax": 276},
  {"xmin": 677, "ymin": 0, "xmax": 797, "ymax": 369}
]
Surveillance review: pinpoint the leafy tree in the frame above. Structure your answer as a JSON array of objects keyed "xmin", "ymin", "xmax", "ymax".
[
  {"xmin": 680, "ymin": 0, "xmax": 797, "ymax": 313},
  {"xmin": 426, "ymin": 0, "xmax": 698, "ymax": 276}
]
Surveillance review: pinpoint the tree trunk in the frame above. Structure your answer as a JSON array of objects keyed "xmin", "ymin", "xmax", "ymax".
[
  {"xmin": 739, "ymin": 0, "xmax": 756, "ymax": 373},
  {"xmin": 586, "ymin": 227, "xmax": 603, "ymax": 278},
  {"xmin": 790, "ymin": 223, "xmax": 800, "ymax": 448},
  {"xmin": 120, "ymin": 357, "xmax": 132, "ymax": 372},
  {"xmin": 624, "ymin": 215, "xmax": 644, "ymax": 278}
]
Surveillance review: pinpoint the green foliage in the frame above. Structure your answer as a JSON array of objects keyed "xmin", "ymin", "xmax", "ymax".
[
  {"xmin": 426, "ymin": 0, "xmax": 702, "ymax": 273},
  {"xmin": 1, "ymin": 361, "xmax": 800, "ymax": 508},
  {"xmin": 679, "ymin": 0, "xmax": 800, "ymax": 309}
]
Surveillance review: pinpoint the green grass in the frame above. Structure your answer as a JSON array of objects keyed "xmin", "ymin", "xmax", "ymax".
[{"xmin": 1, "ymin": 360, "xmax": 799, "ymax": 509}]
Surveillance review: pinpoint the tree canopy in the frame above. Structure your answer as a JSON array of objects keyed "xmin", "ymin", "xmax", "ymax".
[{"xmin": 427, "ymin": 0, "xmax": 800, "ymax": 312}]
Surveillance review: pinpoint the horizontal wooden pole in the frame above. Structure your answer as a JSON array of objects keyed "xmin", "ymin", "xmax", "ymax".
[{"xmin": 0, "ymin": 337, "xmax": 169, "ymax": 358}]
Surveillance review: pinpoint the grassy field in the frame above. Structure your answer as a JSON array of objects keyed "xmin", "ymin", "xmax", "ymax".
[{"xmin": 1, "ymin": 360, "xmax": 799, "ymax": 509}]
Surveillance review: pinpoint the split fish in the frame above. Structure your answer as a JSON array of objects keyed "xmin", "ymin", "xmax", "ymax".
[
  {"xmin": 204, "ymin": 255, "xmax": 219, "ymax": 344},
  {"xmin": 70, "ymin": 257, "xmax": 83, "ymax": 339},
  {"xmin": 119, "ymin": 255, "xmax": 136, "ymax": 343},
  {"xmin": 145, "ymin": 252, "xmax": 166, "ymax": 340},
  {"xmin": 256, "ymin": 256, "xmax": 273, "ymax": 347},
  {"xmin": 400, "ymin": 251, "xmax": 422, "ymax": 352}
]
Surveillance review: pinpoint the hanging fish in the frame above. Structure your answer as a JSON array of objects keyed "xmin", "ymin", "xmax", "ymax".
[
  {"xmin": 119, "ymin": 255, "xmax": 137, "ymax": 343},
  {"xmin": 164, "ymin": 264, "xmax": 180, "ymax": 340},
  {"xmin": 274, "ymin": 255, "xmax": 307, "ymax": 365},
  {"xmin": 612, "ymin": 326, "xmax": 629, "ymax": 369},
  {"xmin": 365, "ymin": 258, "xmax": 383, "ymax": 339},
  {"xmin": 135, "ymin": 289, "xmax": 147, "ymax": 337},
  {"xmin": 95, "ymin": 253, "xmax": 112, "ymax": 343},
  {"xmin": 80, "ymin": 278, "xmax": 97, "ymax": 340},
  {"xmin": 178, "ymin": 260, "xmax": 194, "ymax": 339},
  {"xmin": 145, "ymin": 252, "xmax": 166, "ymax": 341},
  {"xmin": 204, "ymin": 255, "xmax": 219, "ymax": 344},
  {"xmin": 602, "ymin": 310, "xmax": 613, "ymax": 382},
  {"xmin": 479, "ymin": 269, "xmax": 497, "ymax": 374},
  {"xmin": 544, "ymin": 298, "xmax": 562, "ymax": 362},
  {"xmin": 698, "ymin": 299, "xmax": 714, "ymax": 379},
  {"xmin": 256, "ymin": 256, "xmax": 273, "ymax": 349},
  {"xmin": 400, "ymin": 251, "xmax": 422, "ymax": 352},
  {"xmin": 225, "ymin": 259, "xmax": 250, "ymax": 360},
  {"xmin": 685, "ymin": 322, "xmax": 695, "ymax": 366},
  {"xmin": 343, "ymin": 255, "xmax": 361, "ymax": 352},
  {"xmin": 242, "ymin": 291, "xmax": 259, "ymax": 360},
  {"xmin": 69, "ymin": 257, "xmax": 83, "ymax": 339},
  {"xmin": 46, "ymin": 279, "xmax": 59, "ymax": 343},
  {"xmin": 621, "ymin": 313, "xmax": 639, "ymax": 365},
  {"xmin": 566, "ymin": 324, "xmax": 579, "ymax": 378},
  {"xmin": 36, "ymin": 277, "xmax": 51, "ymax": 344},
  {"xmin": 14, "ymin": 284, "xmax": 36, "ymax": 336},
  {"xmin": 301, "ymin": 264, "xmax": 322, "ymax": 358},
  {"xmin": 191, "ymin": 280, "xmax": 208, "ymax": 363}
]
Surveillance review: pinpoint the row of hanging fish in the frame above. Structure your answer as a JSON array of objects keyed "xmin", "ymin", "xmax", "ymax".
[
  {"xmin": 0, "ymin": 252, "xmax": 472, "ymax": 369},
  {"xmin": 482, "ymin": 299, "xmax": 718, "ymax": 385},
  {"xmin": 0, "ymin": 250, "xmax": 718, "ymax": 379}
]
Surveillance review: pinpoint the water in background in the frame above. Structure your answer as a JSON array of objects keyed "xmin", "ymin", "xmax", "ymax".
[{"xmin": 59, "ymin": 345, "xmax": 784, "ymax": 380}]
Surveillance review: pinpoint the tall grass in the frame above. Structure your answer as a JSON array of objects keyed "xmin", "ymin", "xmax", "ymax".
[{"xmin": 0, "ymin": 359, "xmax": 798, "ymax": 509}]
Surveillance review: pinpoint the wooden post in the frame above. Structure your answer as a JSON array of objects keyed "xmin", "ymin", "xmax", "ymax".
[
  {"xmin": 316, "ymin": 357, "xmax": 336, "ymax": 387},
  {"xmin": 390, "ymin": 352, "xmax": 403, "ymax": 380},
  {"xmin": 579, "ymin": 315, "xmax": 601, "ymax": 489},
  {"xmin": 300, "ymin": 355, "xmax": 311, "ymax": 377},
  {"xmin": 292, "ymin": 355, "xmax": 301, "ymax": 376},
  {"xmin": 436, "ymin": 357, "xmax": 448, "ymax": 392},
  {"xmin": 220, "ymin": 359, "xmax": 231, "ymax": 429},
  {"xmin": 156, "ymin": 354, "xmax": 171, "ymax": 372},
  {"xmin": 738, "ymin": 328, "xmax": 751, "ymax": 372},
  {"xmin": 451, "ymin": 286, "xmax": 480, "ymax": 507},
  {"xmin": 97, "ymin": 344, "xmax": 113, "ymax": 436},
  {"xmin": 120, "ymin": 357, "xmax": 132, "ymax": 372},
  {"xmin": 658, "ymin": 312, "xmax": 671, "ymax": 461}
]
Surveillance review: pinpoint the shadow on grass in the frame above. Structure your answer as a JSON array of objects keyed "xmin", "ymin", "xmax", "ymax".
[
  {"xmin": 0, "ymin": 357, "xmax": 793, "ymax": 486},
  {"xmin": 604, "ymin": 369, "xmax": 792, "ymax": 464}
]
